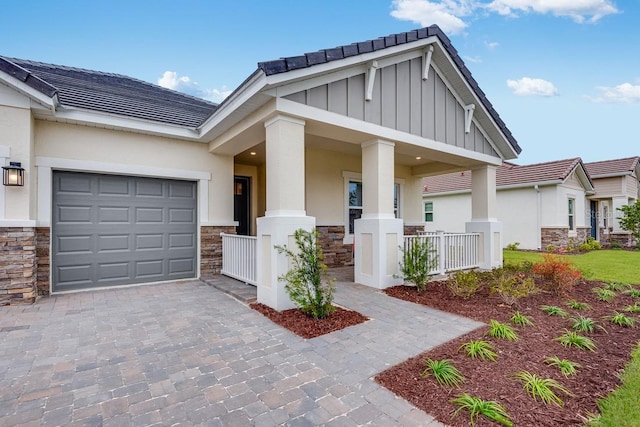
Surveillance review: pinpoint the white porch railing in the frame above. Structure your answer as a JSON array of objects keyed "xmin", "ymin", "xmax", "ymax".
[
  {"xmin": 221, "ymin": 233, "xmax": 257, "ymax": 286},
  {"xmin": 404, "ymin": 231, "xmax": 480, "ymax": 275}
]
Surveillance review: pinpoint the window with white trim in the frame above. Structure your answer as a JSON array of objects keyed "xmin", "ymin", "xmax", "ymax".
[
  {"xmin": 424, "ymin": 201, "xmax": 434, "ymax": 222},
  {"xmin": 603, "ymin": 205, "xmax": 609, "ymax": 229},
  {"xmin": 568, "ymin": 198, "xmax": 575, "ymax": 231},
  {"xmin": 348, "ymin": 180, "xmax": 363, "ymax": 235}
]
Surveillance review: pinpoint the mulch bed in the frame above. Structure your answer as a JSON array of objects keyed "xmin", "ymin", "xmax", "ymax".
[
  {"xmin": 250, "ymin": 303, "xmax": 369, "ymax": 339},
  {"xmin": 376, "ymin": 280, "xmax": 640, "ymax": 426}
]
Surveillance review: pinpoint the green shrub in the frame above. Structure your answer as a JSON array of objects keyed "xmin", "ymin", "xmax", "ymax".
[
  {"xmin": 421, "ymin": 359, "xmax": 464, "ymax": 387},
  {"xmin": 540, "ymin": 305, "xmax": 569, "ymax": 317},
  {"xmin": 505, "ymin": 242, "xmax": 520, "ymax": 251},
  {"xmin": 592, "ymin": 287, "xmax": 616, "ymax": 302},
  {"xmin": 459, "ymin": 340, "xmax": 498, "ymax": 361},
  {"xmin": 275, "ymin": 228, "xmax": 335, "ymax": 319},
  {"xmin": 489, "ymin": 269, "xmax": 538, "ymax": 305},
  {"xmin": 544, "ymin": 356, "xmax": 581, "ymax": 377},
  {"xmin": 554, "ymin": 329, "xmax": 597, "ymax": 351},
  {"xmin": 566, "ymin": 300, "xmax": 591, "ymax": 310},
  {"xmin": 532, "ymin": 254, "xmax": 581, "ymax": 295},
  {"xmin": 488, "ymin": 320, "xmax": 519, "ymax": 340},
  {"xmin": 447, "ymin": 270, "xmax": 481, "ymax": 299},
  {"xmin": 608, "ymin": 312, "xmax": 636, "ymax": 328},
  {"xmin": 514, "ymin": 371, "xmax": 572, "ymax": 406},
  {"xmin": 451, "ymin": 393, "xmax": 513, "ymax": 427},
  {"xmin": 578, "ymin": 237, "xmax": 602, "ymax": 252},
  {"xmin": 510, "ymin": 311, "xmax": 534, "ymax": 327},
  {"xmin": 398, "ymin": 237, "xmax": 437, "ymax": 291},
  {"xmin": 569, "ymin": 315, "xmax": 606, "ymax": 334}
]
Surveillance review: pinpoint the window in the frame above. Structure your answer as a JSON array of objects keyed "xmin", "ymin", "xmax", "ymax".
[
  {"xmin": 424, "ymin": 201, "xmax": 434, "ymax": 222},
  {"xmin": 348, "ymin": 180, "xmax": 363, "ymax": 235},
  {"xmin": 603, "ymin": 205, "xmax": 609, "ymax": 228},
  {"xmin": 394, "ymin": 183, "xmax": 400, "ymax": 218},
  {"xmin": 568, "ymin": 198, "xmax": 575, "ymax": 231}
]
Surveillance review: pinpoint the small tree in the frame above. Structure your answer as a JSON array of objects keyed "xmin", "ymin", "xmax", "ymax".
[
  {"xmin": 398, "ymin": 237, "xmax": 437, "ymax": 291},
  {"xmin": 617, "ymin": 200, "xmax": 640, "ymax": 242},
  {"xmin": 275, "ymin": 228, "xmax": 335, "ymax": 319}
]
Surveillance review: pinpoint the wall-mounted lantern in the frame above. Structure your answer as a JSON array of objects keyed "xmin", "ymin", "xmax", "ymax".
[{"xmin": 2, "ymin": 162, "xmax": 25, "ymax": 186}]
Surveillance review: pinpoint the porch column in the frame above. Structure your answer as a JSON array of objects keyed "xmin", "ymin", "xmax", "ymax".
[
  {"xmin": 611, "ymin": 196, "xmax": 627, "ymax": 232},
  {"xmin": 256, "ymin": 114, "xmax": 315, "ymax": 311},
  {"xmin": 354, "ymin": 139, "xmax": 403, "ymax": 289},
  {"xmin": 465, "ymin": 165, "xmax": 502, "ymax": 269}
]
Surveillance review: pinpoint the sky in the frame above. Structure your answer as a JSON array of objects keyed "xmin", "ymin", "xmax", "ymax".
[{"xmin": 1, "ymin": 0, "xmax": 638, "ymax": 165}]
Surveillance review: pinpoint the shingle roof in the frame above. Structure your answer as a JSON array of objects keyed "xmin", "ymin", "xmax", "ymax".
[
  {"xmin": 423, "ymin": 158, "xmax": 585, "ymax": 193},
  {"xmin": 0, "ymin": 56, "xmax": 218, "ymax": 128},
  {"xmin": 584, "ymin": 157, "xmax": 640, "ymax": 177},
  {"xmin": 258, "ymin": 25, "xmax": 521, "ymax": 155}
]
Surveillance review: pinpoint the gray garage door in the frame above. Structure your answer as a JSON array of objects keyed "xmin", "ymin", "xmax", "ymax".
[{"xmin": 52, "ymin": 171, "xmax": 197, "ymax": 292}]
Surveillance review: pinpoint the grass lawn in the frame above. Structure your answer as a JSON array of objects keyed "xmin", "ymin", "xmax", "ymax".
[{"xmin": 504, "ymin": 249, "xmax": 640, "ymax": 285}]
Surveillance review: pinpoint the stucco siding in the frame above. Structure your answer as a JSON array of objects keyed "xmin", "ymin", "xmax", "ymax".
[
  {"xmin": 497, "ymin": 188, "xmax": 539, "ymax": 249},
  {"xmin": 284, "ymin": 58, "xmax": 498, "ymax": 158},
  {"xmin": 34, "ymin": 120, "xmax": 230, "ymax": 224}
]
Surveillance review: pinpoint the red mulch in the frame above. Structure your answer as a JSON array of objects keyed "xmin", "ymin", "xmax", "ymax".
[
  {"xmin": 376, "ymin": 280, "xmax": 640, "ymax": 426},
  {"xmin": 249, "ymin": 303, "xmax": 369, "ymax": 339}
]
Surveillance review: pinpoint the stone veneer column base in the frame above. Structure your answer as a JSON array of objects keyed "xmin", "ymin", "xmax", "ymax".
[
  {"xmin": 36, "ymin": 227, "xmax": 50, "ymax": 296},
  {"xmin": 316, "ymin": 226, "xmax": 353, "ymax": 268},
  {"xmin": 200, "ymin": 226, "xmax": 237, "ymax": 279},
  {"xmin": 403, "ymin": 225, "xmax": 426, "ymax": 236},
  {"xmin": 540, "ymin": 227, "xmax": 569, "ymax": 249},
  {"xmin": 0, "ymin": 227, "xmax": 37, "ymax": 305}
]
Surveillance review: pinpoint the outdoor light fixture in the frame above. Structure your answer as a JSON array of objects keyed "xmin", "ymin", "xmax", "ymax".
[{"xmin": 2, "ymin": 162, "xmax": 25, "ymax": 187}]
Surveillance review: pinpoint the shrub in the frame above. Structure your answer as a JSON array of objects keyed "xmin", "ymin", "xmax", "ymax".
[
  {"xmin": 459, "ymin": 340, "xmax": 498, "ymax": 361},
  {"xmin": 569, "ymin": 315, "xmax": 606, "ymax": 334},
  {"xmin": 451, "ymin": 393, "xmax": 513, "ymax": 427},
  {"xmin": 514, "ymin": 371, "xmax": 572, "ymax": 406},
  {"xmin": 532, "ymin": 254, "xmax": 581, "ymax": 295},
  {"xmin": 398, "ymin": 237, "xmax": 437, "ymax": 291},
  {"xmin": 505, "ymin": 242, "xmax": 520, "ymax": 251},
  {"xmin": 275, "ymin": 228, "xmax": 335, "ymax": 319},
  {"xmin": 545, "ymin": 356, "xmax": 581, "ymax": 377},
  {"xmin": 579, "ymin": 237, "xmax": 602, "ymax": 252},
  {"xmin": 447, "ymin": 270, "xmax": 481, "ymax": 299},
  {"xmin": 510, "ymin": 311, "xmax": 534, "ymax": 327},
  {"xmin": 540, "ymin": 305, "xmax": 569, "ymax": 317},
  {"xmin": 617, "ymin": 200, "xmax": 640, "ymax": 242},
  {"xmin": 488, "ymin": 320, "xmax": 519, "ymax": 340},
  {"xmin": 624, "ymin": 303, "xmax": 640, "ymax": 313},
  {"xmin": 421, "ymin": 359, "xmax": 464, "ymax": 387},
  {"xmin": 608, "ymin": 312, "xmax": 636, "ymax": 328},
  {"xmin": 624, "ymin": 288, "xmax": 640, "ymax": 298},
  {"xmin": 489, "ymin": 269, "xmax": 538, "ymax": 306},
  {"xmin": 592, "ymin": 287, "xmax": 616, "ymax": 302},
  {"xmin": 554, "ymin": 329, "xmax": 597, "ymax": 351},
  {"xmin": 566, "ymin": 300, "xmax": 591, "ymax": 310}
]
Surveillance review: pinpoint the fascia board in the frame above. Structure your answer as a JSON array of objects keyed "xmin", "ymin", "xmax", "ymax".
[
  {"xmin": 424, "ymin": 182, "xmax": 559, "ymax": 197},
  {"xmin": 0, "ymin": 73, "xmax": 56, "ymax": 111}
]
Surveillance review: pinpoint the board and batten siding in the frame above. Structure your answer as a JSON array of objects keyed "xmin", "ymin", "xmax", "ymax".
[{"xmin": 284, "ymin": 58, "xmax": 498, "ymax": 157}]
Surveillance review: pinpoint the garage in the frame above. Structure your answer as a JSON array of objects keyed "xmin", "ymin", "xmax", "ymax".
[{"xmin": 52, "ymin": 171, "xmax": 198, "ymax": 292}]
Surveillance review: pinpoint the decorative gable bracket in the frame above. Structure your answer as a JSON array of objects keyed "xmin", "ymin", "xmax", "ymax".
[
  {"xmin": 422, "ymin": 45, "xmax": 434, "ymax": 80},
  {"xmin": 464, "ymin": 104, "xmax": 475, "ymax": 134},
  {"xmin": 365, "ymin": 61, "xmax": 379, "ymax": 101}
]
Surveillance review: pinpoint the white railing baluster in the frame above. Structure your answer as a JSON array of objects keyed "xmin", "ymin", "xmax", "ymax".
[
  {"xmin": 403, "ymin": 231, "xmax": 480, "ymax": 276},
  {"xmin": 221, "ymin": 233, "xmax": 257, "ymax": 286}
]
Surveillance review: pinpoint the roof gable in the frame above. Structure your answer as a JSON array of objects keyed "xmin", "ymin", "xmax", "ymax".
[
  {"xmin": 424, "ymin": 158, "xmax": 594, "ymax": 194},
  {"xmin": 257, "ymin": 25, "xmax": 520, "ymax": 157},
  {"xmin": 0, "ymin": 56, "xmax": 218, "ymax": 128}
]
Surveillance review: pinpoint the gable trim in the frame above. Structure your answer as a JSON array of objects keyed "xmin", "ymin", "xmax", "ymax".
[{"xmin": 0, "ymin": 72, "xmax": 58, "ymax": 112}]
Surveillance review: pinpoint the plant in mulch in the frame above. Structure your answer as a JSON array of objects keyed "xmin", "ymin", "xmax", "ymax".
[
  {"xmin": 489, "ymin": 268, "xmax": 538, "ymax": 306},
  {"xmin": 624, "ymin": 303, "xmax": 640, "ymax": 313},
  {"xmin": 510, "ymin": 311, "xmax": 534, "ymax": 327},
  {"xmin": 569, "ymin": 315, "xmax": 607, "ymax": 334},
  {"xmin": 422, "ymin": 358, "xmax": 465, "ymax": 387},
  {"xmin": 540, "ymin": 305, "xmax": 569, "ymax": 317},
  {"xmin": 275, "ymin": 228, "xmax": 335, "ymax": 319},
  {"xmin": 566, "ymin": 300, "xmax": 591, "ymax": 310},
  {"xmin": 532, "ymin": 254, "xmax": 581, "ymax": 295},
  {"xmin": 488, "ymin": 320, "xmax": 519, "ymax": 341},
  {"xmin": 605, "ymin": 282, "xmax": 627, "ymax": 292},
  {"xmin": 545, "ymin": 356, "xmax": 581, "ymax": 377},
  {"xmin": 592, "ymin": 287, "xmax": 617, "ymax": 302},
  {"xmin": 513, "ymin": 371, "xmax": 572, "ymax": 406},
  {"xmin": 607, "ymin": 312, "xmax": 636, "ymax": 328},
  {"xmin": 447, "ymin": 269, "xmax": 481, "ymax": 299},
  {"xmin": 624, "ymin": 287, "xmax": 640, "ymax": 298},
  {"xmin": 398, "ymin": 237, "xmax": 437, "ymax": 291},
  {"xmin": 554, "ymin": 329, "xmax": 597, "ymax": 352},
  {"xmin": 459, "ymin": 340, "xmax": 498, "ymax": 361},
  {"xmin": 450, "ymin": 393, "xmax": 513, "ymax": 427}
]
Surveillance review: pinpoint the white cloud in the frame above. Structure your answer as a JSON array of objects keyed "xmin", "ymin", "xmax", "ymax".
[
  {"xmin": 390, "ymin": 0, "xmax": 474, "ymax": 35},
  {"xmin": 507, "ymin": 77, "xmax": 559, "ymax": 96},
  {"xmin": 484, "ymin": 41, "xmax": 499, "ymax": 49},
  {"xmin": 157, "ymin": 71, "xmax": 231, "ymax": 103},
  {"xmin": 464, "ymin": 55, "xmax": 482, "ymax": 63},
  {"xmin": 588, "ymin": 83, "xmax": 640, "ymax": 103},
  {"xmin": 485, "ymin": 0, "xmax": 619, "ymax": 23}
]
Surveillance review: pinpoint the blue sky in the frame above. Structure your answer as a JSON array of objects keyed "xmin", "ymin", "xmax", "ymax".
[{"xmin": 1, "ymin": 0, "xmax": 637, "ymax": 165}]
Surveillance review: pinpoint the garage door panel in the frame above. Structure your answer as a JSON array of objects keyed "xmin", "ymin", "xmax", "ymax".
[{"xmin": 53, "ymin": 171, "xmax": 197, "ymax": 291}]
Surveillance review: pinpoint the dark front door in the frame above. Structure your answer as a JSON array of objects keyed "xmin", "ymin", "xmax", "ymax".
[
  {"xmin": 590, "ymin": 200, "xmax": 597, "ymax": 239},
  {"xmin": 234, "ymin": 176, "xmax": 251, "ymax": 236}
]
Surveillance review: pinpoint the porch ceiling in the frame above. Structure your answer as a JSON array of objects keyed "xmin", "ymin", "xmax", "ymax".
[{"xmin": 233, "ymin": 118, "xmax": 493, "ymax": 176}]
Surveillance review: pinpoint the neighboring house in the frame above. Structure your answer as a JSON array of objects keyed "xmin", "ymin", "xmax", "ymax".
[
  {"xmin": 423, "ymin": 158, "xmax": 595, "ymax": 250},
  {"xmin": 0, "ymin": 26, "xmax": 521, "ymax": 309},
  {"xmin": 585, "ymin": 156, "xmax": 640, "ymax": 247}
]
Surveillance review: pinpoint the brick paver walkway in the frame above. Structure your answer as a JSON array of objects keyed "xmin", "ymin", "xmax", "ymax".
[{"xmin": 0, "ymin": 278, "xmax": 482, "ymax": 426}]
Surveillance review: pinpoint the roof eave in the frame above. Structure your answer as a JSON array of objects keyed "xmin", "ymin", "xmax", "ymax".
[{"xmin": 0, "ymin": 70, "xmax": 58, "ymax": 112}]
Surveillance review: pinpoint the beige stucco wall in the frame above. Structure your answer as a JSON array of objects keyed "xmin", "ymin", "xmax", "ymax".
[
  {"xmin": 34, "ymin": 120, "xmax": 234, "ymax": 224},
  {"xmin": 0, "ymin": 97, "xmax": 35, "ymax": 221}
]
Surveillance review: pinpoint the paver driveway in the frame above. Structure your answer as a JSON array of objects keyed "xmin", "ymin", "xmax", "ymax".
[{"xmin": 0, "ymin": 278, "xmax": 482, "ymax": 426}]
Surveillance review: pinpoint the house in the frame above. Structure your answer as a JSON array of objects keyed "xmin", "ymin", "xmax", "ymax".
[
  {"xmin": 585, "ymin": 156, "xmax": 640, "ymax": 247},
  {"xmin": 423, "ymin": 158, "xmax": 595, "ymax": 250},
  {"xmin": 0, "ymin": 26, "xmax": 521, "ymax": 309}
]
